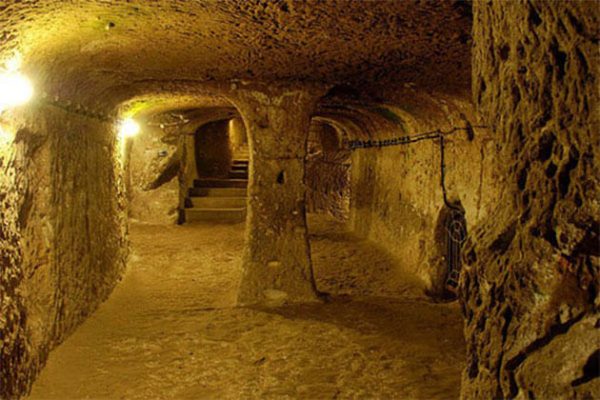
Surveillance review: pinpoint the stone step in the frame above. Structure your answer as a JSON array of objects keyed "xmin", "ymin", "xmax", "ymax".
[
  {"xmin": 189, "ymin": 187, "xmax": 247, "ymax": 197},
  {"xmin": 185, "ymin": 207, "xmax": 246, "ymax": 222},
  {"xmin": 233, "ymin": 159, "xmax": 249, "ymax": 164},
  {"xmin": 190, "ymin": 196, "xmax": 246, "ymax": 208},
  {"xmin": 228, "ymin": 171, "xmax": 248, "ymax": 179},
  {"xmin": 194, "ymin": 178, "xmax": 248, "ymax": 188}
]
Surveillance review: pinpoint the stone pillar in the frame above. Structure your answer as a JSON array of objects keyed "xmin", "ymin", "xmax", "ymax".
[{"xmin": 229, "ymin": 84, "xmax": 321, "ymax": 305}]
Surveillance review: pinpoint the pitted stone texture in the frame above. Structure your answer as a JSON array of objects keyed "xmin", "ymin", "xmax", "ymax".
[
  {"xmin": 0, "ymin": 137, "xmax": 30, "ymax": 399},
  {"xmin": 0, "ymin": 1, "xmax": 471, "ymax": 108},
  {"xmin": 0, "ymin": 105, "xmax": 128, "ymax": 399},
  {"xmin": 231, "ymin": 84, "xmax": 321, "ymax": 305},
  {"xmin": 461, "ymin": 2, "xmax": 599, "ymax": 399},
  {"xmin": 305, "ymin": 122, "xmax": 350, "ymax": 219},
  {"xmin": 339, "ymin": 92, "xmax": 499, "ymax": 297},
  {"xmin": 127, "ymin": 124, "xmax": 179, "ymax": 224}
]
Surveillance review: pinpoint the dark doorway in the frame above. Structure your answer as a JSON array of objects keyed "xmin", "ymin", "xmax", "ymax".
[{"xmin": 194, "ymin": 119, "xmax": 232, "ymax": 179}]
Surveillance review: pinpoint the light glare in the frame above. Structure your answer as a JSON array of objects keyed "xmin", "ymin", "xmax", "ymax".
[
  {"xmin": 120, "ymin": 118, "xmax": 140, "ymax": 138},
  {"xmin": 5, "ymin": 54, "xmax": 22, "ymax": 72},
  {"xmin": 0, "ymin": 72, "xmax": 34, "ymax": 107},
  {"xmin": 0, "ymin": 125, "xmax": 14, "ymax": 144}
]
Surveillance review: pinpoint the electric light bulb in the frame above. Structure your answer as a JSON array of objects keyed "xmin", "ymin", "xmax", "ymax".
[
  {"xmin": 119, "ymin": 118, "xmax": 140, "ymax": 138},
  {"xmin": 0, "ymin": 72, "xmax": 34, "ymax": 107}
]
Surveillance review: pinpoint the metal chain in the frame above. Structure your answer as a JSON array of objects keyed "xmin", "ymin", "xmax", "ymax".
[
  {"xmin": 345, "ymin": 124, "xmax": 489, "ymax": 297},
  {"xmin": 344, "ymin": 125, "xmax": 488, "ymax": 150}
]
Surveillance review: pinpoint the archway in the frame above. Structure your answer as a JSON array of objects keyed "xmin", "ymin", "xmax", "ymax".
[
  {"xmin": 182, "ymin": 117, "xmax": 248, "ymax": 224},
  {"xmin": 305, "ymin": 121, "xmax": 351, "ymax": 220}
]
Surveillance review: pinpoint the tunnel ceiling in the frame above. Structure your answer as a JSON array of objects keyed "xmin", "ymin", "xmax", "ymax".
[{"xmin": 0, "ymin": 0, "xmax": 472, "ymax": 108}]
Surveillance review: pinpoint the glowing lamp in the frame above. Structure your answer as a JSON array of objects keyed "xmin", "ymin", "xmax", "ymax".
[
  {"xmin": 0, "ymin": 72, "xmax": 34, "ymax": 108},
  {"xmin": 119, "ymin": 118, "xmax": 140, "ymax": 138}
]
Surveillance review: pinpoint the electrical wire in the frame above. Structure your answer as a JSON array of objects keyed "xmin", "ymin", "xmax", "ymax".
[{"xmin": 346, "ymin": 124, "xmax": 490, "ymax": 294}]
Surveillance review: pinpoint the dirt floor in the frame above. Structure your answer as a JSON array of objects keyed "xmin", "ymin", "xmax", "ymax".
[{"xmin": 27, "ymin": 215, "xmax": 465, "ymax": 400}]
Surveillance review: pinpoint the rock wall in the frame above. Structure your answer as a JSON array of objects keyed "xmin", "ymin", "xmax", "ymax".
[
  {"xmin": 348, "ymin": 96, "xmax": 500, "ymax": 296},
  {"xmin": 229, "ymin": 117, "xmax": 247, "ymax": 153},
  {"xmin": 460, "ymin": 1, "xmax": 599, "ymax": 398},
  {"xmin": 127, "ymin": 124, "xmax": 179, "ymax": 224},
  {"xmin": 0, "ymin": 105, "xmax": 127, "ymax": 399},
  {"xmin": 306, "ymin": 122, "xmax": 351, "ymax": 219},
  {"xmin": 0, "ymin": 124, "xmax": 30, "ymax": 398}
]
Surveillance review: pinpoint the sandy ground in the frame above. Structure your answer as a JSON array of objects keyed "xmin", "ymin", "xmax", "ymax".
[{"xmin": 27, "ymin": 215, "xmax": 465, "ymax": 400}]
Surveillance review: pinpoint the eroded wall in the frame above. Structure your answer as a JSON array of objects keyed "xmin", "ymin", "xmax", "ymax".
[
  {"xmin": 0, "ymin": 126, "xmax": 29, "ymax": 398},
  {"xmin": 127, "ymin": 124, "xmax": 179, "ymax": 224},
  {"xmin": 349, "ymin": 95, "xmax": 500, "ymax": 295},
  {"xmin": 0, "ymin": 105, "xmax": 127, "ymax": 399},
  {"xmin": 460, "ymin": 1, "xmax": 599, "ymax": 398}
]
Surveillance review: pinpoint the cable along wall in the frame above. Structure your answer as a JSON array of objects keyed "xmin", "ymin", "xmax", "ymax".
[
  {"xmin": 345, "ymin": 98, "xmax": 498, "ymax": 297},
  {"xmin": 347, "ymin": 124, "xmax": 487, "ymax": 298}
]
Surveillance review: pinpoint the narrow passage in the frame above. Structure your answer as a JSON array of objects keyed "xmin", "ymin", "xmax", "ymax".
[{"xmin": 28, "ymin": 216, "xmax": 465, "ymax": 400}]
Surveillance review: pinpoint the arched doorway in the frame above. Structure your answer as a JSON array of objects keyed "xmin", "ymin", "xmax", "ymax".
[
  {"xmin": 305, "ymin": 121, "xmax": 351, "ymax": 220},
  {"xmin": 182, "ymin": 118, "xmax": 249, "ymax": 223}
]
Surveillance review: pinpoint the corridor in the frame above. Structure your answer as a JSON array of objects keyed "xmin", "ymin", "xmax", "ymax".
[
  {"xmin": 1, "ymin": 1, "xmax": 598, "ymax": 399},
  {"xmin": 28, "ymin": 217, "xmax": 464, "ymax": 399}
]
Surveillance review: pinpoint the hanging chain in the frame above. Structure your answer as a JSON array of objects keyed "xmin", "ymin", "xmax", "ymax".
[
  {"xmin": 445, "ymin": 208, "xmax": 467, "ymax": 294},
  {"xmin": 344, "ymin": 125, "xmax": 487, "ymax": 150},
  {"xmin": 345, "ymin": 123, "xmax": 488, "ymax": 297}
]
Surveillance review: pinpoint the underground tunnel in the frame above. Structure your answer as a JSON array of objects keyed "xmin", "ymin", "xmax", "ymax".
[{"xmin": 0, "ymin": 1, "xmax": 598, "ymax": 399}]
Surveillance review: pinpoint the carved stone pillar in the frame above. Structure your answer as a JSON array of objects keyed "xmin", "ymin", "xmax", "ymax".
[{"xmin": 229, "ymin": 83, "xmax": 322, "ymax": 305}]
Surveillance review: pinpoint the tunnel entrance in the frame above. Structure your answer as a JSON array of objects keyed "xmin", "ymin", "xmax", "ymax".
[
  {"xmin": 194, "ymin": 119, "xmax": 232, "ymax": 179},
  {"xmin": 306, "ymin": 122, "xmax": 351, "ymax": 220},
  {"xmin": 183, "ymin": 118, "xmax": 249, "ymax": 223}
]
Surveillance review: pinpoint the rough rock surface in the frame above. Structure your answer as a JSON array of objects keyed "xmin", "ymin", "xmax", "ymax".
[
  {"xmin": 0, "ymin": 1, "xmax": 598, "ymax": 398},
  {"xmin": 305, "ymin": 122, "xmax": 351, "ymax": 219},
  {"xmin": 27, "ymin": 216, "xmax": 464, "ymax": 400},
  {"xmin": 341, "ymin": 92, "xmax": 498, "ymax": 297},
  {"xmin": 0, "ymin": 1, "xmax": 471, "ymax": 109},
  {"xmin": 230, "ymin": 83, "xmax": 322, "ymax": 305},
  {"xmin": 127, "ymin": 124, "xmax": 179, "ymax": 224},
  {"xmin": 0, "ymin": 105, "xmax": 127, "ymax": 399},
  {"xmin": 0, "ymin": 121, "xmax": 29, "ymax": 398},
  {"xmin": 460, "ymin": 2, "xmax": 600, "ymax": 399}
]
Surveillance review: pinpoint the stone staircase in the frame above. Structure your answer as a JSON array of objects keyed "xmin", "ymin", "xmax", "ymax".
[{"xmin": 185, "ymin": 147, "xmax": 249, "ymax": 223}]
